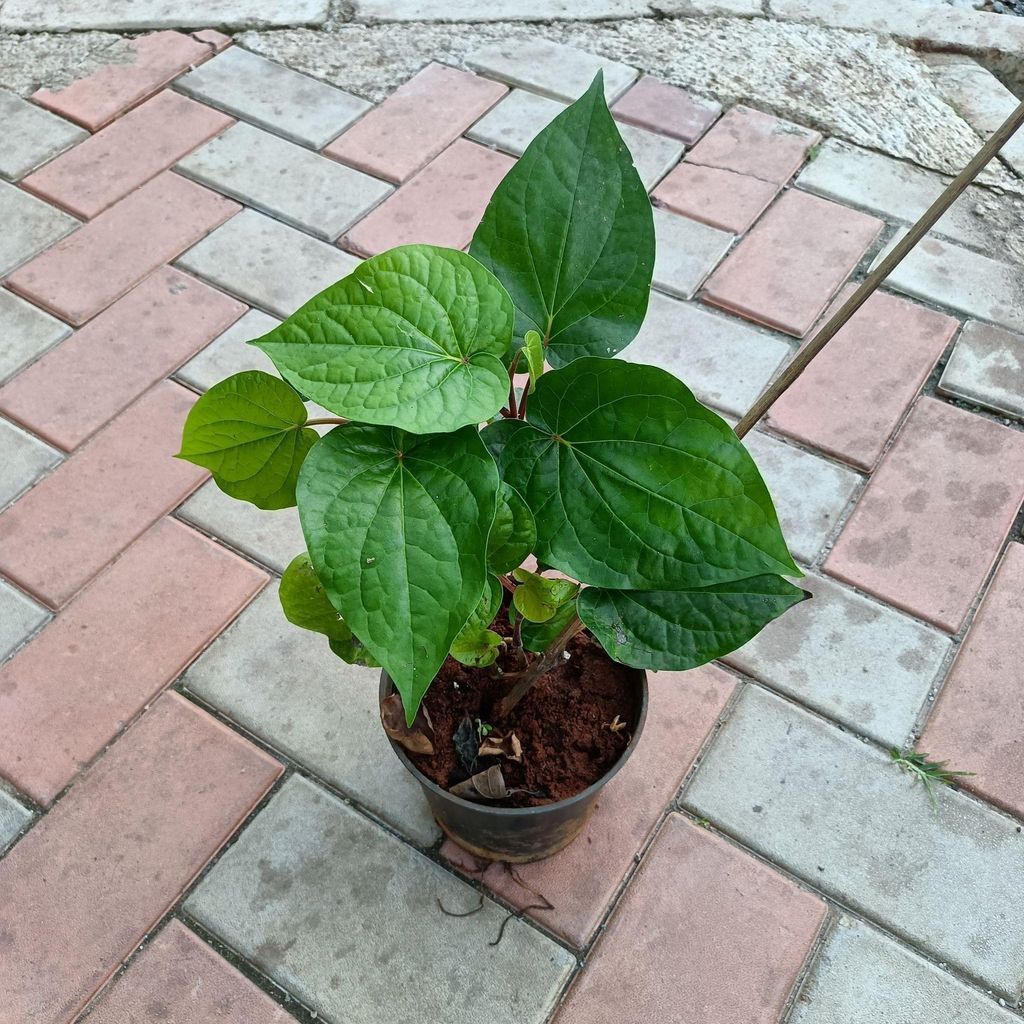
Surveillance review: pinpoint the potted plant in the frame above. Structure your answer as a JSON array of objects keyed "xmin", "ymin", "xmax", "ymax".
[{"xmin": 178, "ymin": 73, "xmax": 806, "ymax": 863}]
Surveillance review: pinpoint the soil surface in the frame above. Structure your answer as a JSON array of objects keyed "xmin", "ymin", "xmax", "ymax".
[{"xmin": 413, "ymin": 611, "xmax": 639, "ymax": 808}]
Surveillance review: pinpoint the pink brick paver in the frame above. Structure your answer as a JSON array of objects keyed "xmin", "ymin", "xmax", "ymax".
[
  {"xmin": 444, "ymin": 664, "xmax": 736, "ymax": 948},
  {"xmin": 0, "ymin": 518, "xmax": 267, "ymax": 806},
  {"xmin": 684, "ymin": 104, "xmax": 821, "ymax": 184},
  {"xmin": 0, "ymin": 381, "xmax": 207, "ymax": 608},
  {"xmin": 612, "ymin": 74, "xmax": 722, "ymax": 144},
  {"xmin": 85, "ymin": 920, "xmax": 295, "ymax": 1024},
  {"xmin": 32, "ymin": 30, "xmax": 220, "ymax": 132},
  {"xmin": 703, "ymin": 189, "xmax": 883, "ymax": 337},
  {"xmin": 0, "ymin": 692, "xmax": 281, "ymax": 1024},
  {"xmin": 5, "ymin": 172, "xmax": 239, "ymax": 326},
  {"xmin": 342, "ymin": 139, "xmax": 515, "ymax": 256},
  {"xmin": 0, "ymin": 267, "xmax": 245, "ymax": 451},
  {"xmin": 766, "ymin": 290, "xmax": 959, "ymax": 470},
  {"xmin": 324, "ymin": 62, "xmax": 506, "ymax": 183},
  {"xmin": 653, "ymin": 162, "xmax": 779, "ymax": 234},
  {"xmin": 826, "ymin": 397, "xmax": 1024, "ymax": 632},
  {"xmin": 21, "ymin": 91, "xmax": 234, "ymax": 220},
  {"xmin": 556, "ymin": 815, "xmax": 827, "ymax": 1024},
  {"xmin": 921, "ymin": 543, "xmax": 1024, "ymax": 817}
]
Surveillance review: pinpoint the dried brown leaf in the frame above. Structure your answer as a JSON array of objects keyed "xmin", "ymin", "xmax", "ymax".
[
  {"xmin": 478, "ymin": 730, "xmax": 524, "ymax": 763},
  {"xmin": 450, "ymin": 765, "xmax": 508, "ymax": 801},
  {"xmin": 380, "ymin": 692, "xmax": 434, "ymax": 755}
]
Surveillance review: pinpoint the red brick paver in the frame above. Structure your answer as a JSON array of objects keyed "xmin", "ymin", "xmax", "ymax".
[
  {"xmin": 0, "ymin": 518, "xmax": 267, "ymax": 806},
  {"xmin": 0, "ymin": 268, "xmax": 245, "ymax": 451},
  {"xmin": 22, "ymin": 91, "xmax": 234, "ymax": 220},
  {"xmin": 703, "ymin": 189, "xmax": 883, "ymax": 337},
  {"xmin": 612, "ymin": 74, "xmax": 721, "ymax": 144},
  {"xmin": 0, "ymin": 381, "xmax": 207, "ymax": 608},
  {"xmin": 685, "ymin": 105, "xmax": 820, "ymax": 184},
  {"xmin": 32, "ymin": 30, "xmax": 220, "ymax": 131},
  {"xmin": 324, "ymin": 62, "xmax": 506, "ymax": 183},
  {"xmin": 85, "ymin": 920, "xmax": 295, "ymax": 1024},
  {"xmin": 0, "ymin": 692, "xmax": 281, "ymax": 1024},
  {"xmin": 920, "ymin": 543, "xmax": 1024, "ymax": 816},
  {"xmin": 5, "ymin": 172, "xmax": 239, "ymax": 326},
  {"xmin": 342, "ymin": 139, "xmax": 515, "ymax": 256},
  {"xmin": 826, "ymin": 398, "xmax": 1024, "ymax": 632},
  {"xmin": 766, "ymin": 290, "xmax": 959, "ymax": 470},
  {"xmin": 444, "ymin": 664, "xmax": 735, "ymax": 948},
  {"xmin": 556, "ymin": 815, "xmax": 827, "ymax": 1024},
  {"xmin": 653, "ymin": 162, "xmax": 779, "ymax": 234}
]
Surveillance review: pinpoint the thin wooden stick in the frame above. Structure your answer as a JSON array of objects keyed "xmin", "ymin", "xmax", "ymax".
[{"xmin": 733, "ymin": 99, "xmax": 1024, "ymax": 439}]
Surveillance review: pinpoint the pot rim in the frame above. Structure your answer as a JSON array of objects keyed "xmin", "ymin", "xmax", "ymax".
[{"xmin": 379, "ymin": 662, "xmax": 649, "ymax": 818}]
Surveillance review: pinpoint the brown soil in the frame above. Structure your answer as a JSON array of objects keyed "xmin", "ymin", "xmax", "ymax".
[{"xmin": 412, "ymin": 609, "xmax": 639, "ymax": 808}]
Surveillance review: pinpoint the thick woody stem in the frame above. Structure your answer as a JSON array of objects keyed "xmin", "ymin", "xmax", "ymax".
[{"xmin": 493, "ymin": 613, "xmax": 586, "ymax": 720}]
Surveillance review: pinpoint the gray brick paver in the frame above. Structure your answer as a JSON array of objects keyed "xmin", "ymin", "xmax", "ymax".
[
  {"xmin": 685, "ymin": 685, "xmax": 1024, "ymax": 999},
  {"xmin": 467, "ymin": 38, "xmax": 638, "ymax": 103},
  {"xmin": 619, "ymin": 292, "xmax": 792, "ymax": 418},
  {"xmin": 0, "ymin": 418, "xmax": 62, "ymax": 508},
  {"xmin": 175, "ymin": 47, "xmax": 371, "ymax": 149},
  {"xmin": 724, "ymin": 571, "xmax": 952, "ymax": 746},
  {"xmin": 938, "ymin": 320, "xmax": 1024, "ymax": 421},
  {"xmin": 791, "ymin": 916, "xmax": 1019, "ymax": 1024},
  {"xmin": 0, "ymin": 788, "xmax": 32, "ymax": 853},
  {"xmin": 175, "ymin": 209, "xmax": 360, "ymax": 318},
  {"xmin": 181, "ymin": 587, "xmax": 440, "ymax": 846},
  {"xmin": 0, "ymin": 181, "xmax": 78, "ymax": 278},
  {"xmin": 0, "ymin": 90, "xmax": 87, "ymax": 182},
  {"xmin": 653, "ymin": 207, "xmax": 734, "ymax": 301},
  {"xmin": 0, "ymin": 289, "xmax": 72, "ymax": 384},
  {"xmin": 176, "ymin": 122, "xmax": 392, "ymax": 242},
  {"xmin": 0, "ymin": 577, "xmax": 50, "ymax": 663},
  {"xmin": 184, "ymin": 775, "xmax": 574, "ymax": 1024},
  {"xmin": 175, "ymin": 307, "xmax": 282, "ymax": 392}
]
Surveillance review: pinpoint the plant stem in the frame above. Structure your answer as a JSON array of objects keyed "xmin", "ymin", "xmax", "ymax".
[
  {"xmin": 305, "ymin": 417, "xmax": 349, "ymax": 426},
  {"xmin": 493, "ymin": 613, "xmax": 586, "ymax": 719},
  {"xmin": 733, "ymin": 97, "xmax": 1024, "ymax": 439}
]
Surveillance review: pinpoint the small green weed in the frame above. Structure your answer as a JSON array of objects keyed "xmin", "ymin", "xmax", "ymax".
[{"xmin": 889, "ymin": 748, "xmax": 974, "ymax": 810}]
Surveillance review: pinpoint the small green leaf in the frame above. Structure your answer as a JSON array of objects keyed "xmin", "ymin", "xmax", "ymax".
[
  {"xmin": 487, "ymin": 484, "xmax": 536, "ymax": 574},
  {"xmin": 451, "ymin": 629, "xmax": 503, "ymax": 668},
  {"xmin": 177, "ymin": 370, "xmax": 316, "ymax": 510},
  {"xmin": 522, "ymin": 329, "xmax": 544, "ymax": 394},
  {"xmin": 497, "ymin": 358, "xmax": 801, "ymax": 590},
  {"xmin": 578, "ymin": 576, "xmax": 809, "ymax": 670},
  {"xmin": 298, "ymin": 423, "xmax": 499, "ymax": 725},
  {"xmin": 521, "ymin": 597, "xmax": 577, "ymax": 654},
  {"xmin": 512, "ymin": 568, "xmax": 579, "ymax": 623},
  {"xmin": 252, "ymin": 244, "xmax": 514, "ymax": 434},
  {"xmin": 450, "ymin": 576, "xmax": 504, "ymax": 668},
  {"xmin": 470, "ymin": 72, "xmax": 654, "ymax": 365},
  {"xmin": 279, "ymin": 554, "xmax": 379, "ymax": 667}
]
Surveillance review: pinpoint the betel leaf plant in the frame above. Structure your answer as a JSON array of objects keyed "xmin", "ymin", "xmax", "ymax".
[{"xmin": 178, "ymin": 73, "xmax": 807, "ymax": 743}]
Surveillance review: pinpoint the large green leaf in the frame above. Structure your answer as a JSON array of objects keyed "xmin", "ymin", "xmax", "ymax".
[
  {"xmin": 279, "ymin": 553, "xmax": 379, "ymax": 667},
  {"xmin": 252, "ymin": 244, "xmax": 514, "ymax": 434},
  {"xmin": 579, "ymin": 576, "xmax": 809, "ymax": 670},
  {"xmin": 487, "ymin": 483, "xmax": 536, "ymax": 574},
  {"xmin": 470, "ymin": 72, "xmax": 654, "ymax": 367},
  {"xmin": 297, "ymin": 424, "xmax": 499, "ymax": 723},
  {"xmin": 490, "ymin": 358, "xmax": 801, "ymax": 590},
  {"xmin": 177, "ymin": 370, "xmax": 317, "ymax": 510}
]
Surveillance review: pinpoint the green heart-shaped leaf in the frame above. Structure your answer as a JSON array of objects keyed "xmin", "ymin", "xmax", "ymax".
[
  {"xmin": 298, "ymin": 424, "xmax": 499, "ymax": 724},
  {"xmin": 487, "ymin": 483, "xmax": 536, "ymax": 574},
  {"xmin": 490, "ymin": 358, "xmax": 800, "ymax": 590},
  {"xmin": 521, "ymin": 597, "xmax": 578, "ymax": 654},
  {"xmin": 177, "ymin": 369, "xmax": 316, "ymax": 510},
  {"xmin": 470, "ymin": 72, "xmax": 654, "ymax": 366},
  {"xmin": 253, "ymin": 244, "xmax": 514, "ymax": 434},
  {"xmin": 451, "ymin": 575, "xmax": 503, "ymax": 668},
  {"xmin": 278, "ymin": 553, "xmax": 379, "ymax": 667},
  {"xmin": 511, "ymin": 567, "xmax": 579, "ymax": 623},
  {"xmin": 579, "ymin": 576, "xmax": 810, "ymax": 670}
]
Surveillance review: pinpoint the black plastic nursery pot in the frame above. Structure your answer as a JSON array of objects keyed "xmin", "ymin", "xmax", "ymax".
[{"xmin": 379, "ymin": 665, "xmax": 648, "ymax": 863}]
